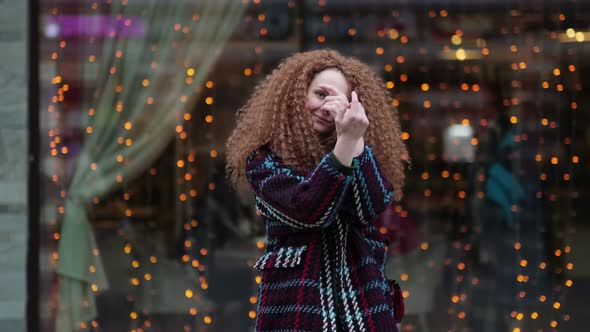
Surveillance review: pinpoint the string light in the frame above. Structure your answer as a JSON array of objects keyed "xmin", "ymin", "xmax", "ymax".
[{"xmin": 39, "ymin": 1, "xmax": 583, "ymax": 330}]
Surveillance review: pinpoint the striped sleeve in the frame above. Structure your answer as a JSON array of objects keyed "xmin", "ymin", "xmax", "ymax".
[
  {"xmin": 349, "ymin": 144, "xmax": 395, "ymax": 224},
  {"xmin": 246, "ymin": 145, "xmax": 354, "ymax": 230}
]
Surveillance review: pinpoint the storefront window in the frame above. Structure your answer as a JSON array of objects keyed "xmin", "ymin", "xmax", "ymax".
[{"xmin": 38, "ymin": 1, "xmax": 588, "ymax": 331}]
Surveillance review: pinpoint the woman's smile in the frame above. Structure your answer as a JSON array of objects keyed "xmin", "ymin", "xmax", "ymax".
[{"xmin": 315, "ymin": 115, "xmax": 333, "ymax": 124}]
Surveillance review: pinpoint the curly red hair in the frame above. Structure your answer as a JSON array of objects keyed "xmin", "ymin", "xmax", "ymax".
[{"xmin": 226, "ymin": 49, "xmax": 409, "ymax": 200}]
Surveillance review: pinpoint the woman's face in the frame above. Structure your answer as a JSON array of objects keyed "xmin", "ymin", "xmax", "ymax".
[{"xmin": 305, "ymin": 68, "xmax": 350, "ymax": 135}]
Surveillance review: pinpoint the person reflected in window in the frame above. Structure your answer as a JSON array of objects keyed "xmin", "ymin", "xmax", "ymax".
[{"xmin": 226, "ymin": 49, "xmax": 409, "ymax": 332}]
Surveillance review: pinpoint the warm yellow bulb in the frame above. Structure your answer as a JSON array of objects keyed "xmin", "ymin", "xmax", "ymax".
[
  {"xmin": 456, "ymin": 48, "xmax": 466, "ymax": 61},
  {"xmin": 388, "ymin": 29, "xmax": 399, "ymax": 39}
]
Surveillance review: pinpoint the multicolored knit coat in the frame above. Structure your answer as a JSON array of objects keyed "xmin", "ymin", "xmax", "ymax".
[{"xmin": 246, "ymin": 143, "xmax": 399, "ymax": 332}]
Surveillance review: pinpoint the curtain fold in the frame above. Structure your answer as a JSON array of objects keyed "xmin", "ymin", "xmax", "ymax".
[{"xmin": 53, "ymin": 1, "xmax": 247, "ymax": 330}]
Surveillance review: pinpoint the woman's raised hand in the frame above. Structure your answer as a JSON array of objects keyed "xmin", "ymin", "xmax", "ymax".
[
  {"xmin": 319, "ymin": 86, "xmax": 369, "ymax": 142},
  {"xmin": 319, "ymin": 84, "xmax": 350, "ymax": 121},
  {"xmin": 320, "ymin": 85, "xmax": 368, "ymax": 166}
]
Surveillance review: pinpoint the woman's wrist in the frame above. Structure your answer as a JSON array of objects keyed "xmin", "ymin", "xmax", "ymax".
[
  {"xmin": 333, "ymin": 136, "xmax": 363, "ymax": 166},
  {"xmin": 354, "ymin": 137, "xmax": 365, "ymax": 157}
]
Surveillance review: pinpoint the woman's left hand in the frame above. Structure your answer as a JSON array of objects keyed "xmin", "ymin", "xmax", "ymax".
[
  {"xmin": 331, "ymin": 90, "xmax": 369, "ymax": 165},
  {"xmin": 318, "ymin": 84, "xmax": 350, "ymax": 117}
]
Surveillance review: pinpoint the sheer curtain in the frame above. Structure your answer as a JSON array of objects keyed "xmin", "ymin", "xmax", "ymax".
[{"xmin": 50, "ymin": 1, "xmax": 247, "ymax": 330}]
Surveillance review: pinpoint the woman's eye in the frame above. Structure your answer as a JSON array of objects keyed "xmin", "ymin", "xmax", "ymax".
[{"xmin": 316, "ymin": 91, "xmax": 326, "ymax": 99}]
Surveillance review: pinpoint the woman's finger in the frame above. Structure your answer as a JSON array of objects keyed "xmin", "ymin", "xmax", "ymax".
[
  {"xmin": 350, "ymin": 91, "xmax": 361, "ymax": 114},
  {"xmin": 319, "ymin": 84, "xmax": 348, "ymax": 98},
  {"xmin": 358, "ymin": 103, "xmax": 366, "ymax": 116},
  {"xmin": 323, "ymin": 95, "xmax": 348, "ymax": 104},
  {"xmin": 321, "ymin": 103, "xmax": 334, "ymax": 115},
  {"xmin": 321, "ymin": 104, "xmax": 341, "ymax": 120},
  {"xmin": 323, "ymin": 99, "xmax": 348, "ymax": 109}
]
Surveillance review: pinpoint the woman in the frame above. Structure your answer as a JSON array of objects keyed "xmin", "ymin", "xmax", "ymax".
[{"xmin": 226, "ymin": 49, "xmax": 408, "ymax": 332}]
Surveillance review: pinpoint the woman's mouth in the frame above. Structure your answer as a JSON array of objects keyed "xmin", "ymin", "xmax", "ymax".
[{"xmin": 315, "ymin": 115, "xmax": 332, "ymax": 124}]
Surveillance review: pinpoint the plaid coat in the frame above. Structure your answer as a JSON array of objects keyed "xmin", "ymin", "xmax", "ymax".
[{"xmin": 246, "ymin": 143, "xmax": 399, "ymax": 332}]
